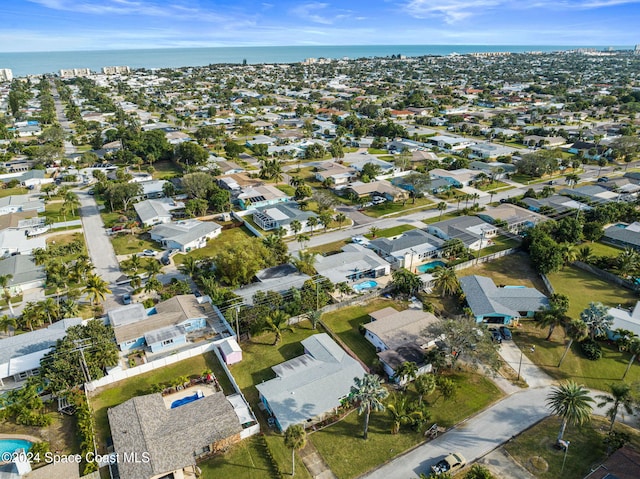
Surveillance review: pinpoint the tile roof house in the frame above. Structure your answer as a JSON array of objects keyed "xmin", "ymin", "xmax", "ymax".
[
  {"xmin": 369, "ymin": 229, "xmax": 445, "ymax": 268},
  {"xmin": 150, "ymin": 219, "xmax": 221, "ymax": 252},
  {"xmin": 107, "ymin": 295, "xmax": 225, "ymax": 353},
  {"xmin": 426, "ymin": 216, "xmax": 498, "ymax": 250},
  {"xmin": 108, "ymin": 391, "xmax": 244, "ymax": 479},
  {"xmin": 364, "ymin": 307, "xmax": 438, "ymax": 382},
  {"xmin": 134, "ymin": 198, "xmax": 185, "ymax": 227},
  {"xmin": 459, "ymin": 275, "xmax": 549, "ymax": 324},
  {"xmin": 314, "ymin": 162, "xmax": 358, "ymax": 186},
  {"xmin": 0, "ymin": 318, "xmax": 82, "ymax": 388},
  {"xmin": 603, "ymin": 222, "xmax": 640, "ymax": 250},
  {"xmin": 584, "ymin": 445, "xmax": 640, "ymax": 479},
  {"xmin": 314, "ymin": 244, "xmax": 391, "ymax": 286},
  {"xmin": 256, "ymin": 333, "xmax": 367, "ymax": 431}
]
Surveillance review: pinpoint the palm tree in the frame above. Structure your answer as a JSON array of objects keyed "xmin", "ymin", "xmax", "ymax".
[
  {"xmin": 431, "ymin": 267, "xmax": 459, "ymax": 298},
  {"xmin": 393, "ymin": 361, "xmax": 418, "ymax": 385},
  {"xmin": 258, "ymin": 310, "xmax": 293, "ymax": 345},
  {"xmin": 580, "ymin": 302, "xmax": 614, "ymax": 341},
  {"xmin": 391, "ymin": 269, "xmax": 424, "ymax": 296},
  {"xmin": 437, "ymin": 201, "xmax": 447, "ymax": 219},
  {"xmin": 335, "ymin": 212, "xmax": 347, "ymax": 229},
  {"xmin": 350, "ymin": 373, "xmax": 389, "ymax": 440},
  {"xmin": 178, "ymin": 256, "xmax": 199, "ymax": 278},
  {"xmin": 558, "ymin": 319, "xmax": 589, "ymax": 367},
  {"xmin": 319, "ymin": 212, "xmax": 333, "ymax": 232},
  {"xmin": 144, "ymin": 276, "xmax": 163, "ymax": 295},
  {"xmin": 0, "ymin": 274, "xmax": 14, "ymax": 316},
  {"xmin": 63, "ymin": 191, "xmax": 80, "ymax": 217},
  {"xmin": 0, "ymin": 314, "xmax": 17, "ymax": 336},
  {"xmin": 622, "ymin": 337, "xmax": 640, "ymax": 379},
  {"xmin": 37, "ymin": 297, "xmax": 60, "ymax": 324},
  {"xmin": 414, "ymin": 374, "xmax": 436, "ymax": 405},
  {"xmin": 577, "ymin": 245, "xmax": 594, "ymax": 263},
  {"xmin": 386, "ymin": 394, "xmax": 420, "ymax": 434},
  {"xmin": 292, "ymin": 250, "xmax": 317, "ymax": 276},
  {"xmin": 290, "ymin": 219, "xmax": 302, "ymax": 236},
  {"xmin": 144, "ymin": 259, "xmax": 162, "ymax": 277},
  {"xmin": 537, "ymin": 293, "xmax": 570, "ymax": 341},
  {"xmin": 368, "ymin": 226, "xmax": 380, "ymax": 238},
  {"xmin": 18, "ymin": 302, "xmax": 44, "ymax": 331},
  {"xmin": 83, "ymin": 273, "xmax": 112, "ymax": 306},
  {"xmin": 306, "ymin": 216, "xmax": 318, "ymax": 235},
  {"xmin": 60, "ymin": 298, "xmax": 79, "ymax": 318},
  {"xmin": 296, "ymin": 234, "xmax": 310, "ymax": 250},
  {"xmin": 128, "ymin": 253, "xmax": 142, "ymax": 273},
  {"xmin": 284, "ymin": 424, "xmax": 307, "ymax": 477},
  {"xmin": 546, "ymin": 381, "xmax": 594, "ymax": 442},
  {"xmin": 559, "ymin": 242, "xmax": 577, "ymax": 268},
  {"xmin": 596, "ymin": 383, "xmax": 635, "ymax": 432}
]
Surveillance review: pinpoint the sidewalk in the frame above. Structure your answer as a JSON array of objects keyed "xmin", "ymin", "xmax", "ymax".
[{"xmin": 298, "ymin": 440, "xmax": 338, "ymax": 479}]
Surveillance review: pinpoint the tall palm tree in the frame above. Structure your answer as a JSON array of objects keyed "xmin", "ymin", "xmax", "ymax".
[
  {"xmin": 0, "ymin": 274, "xmax": 15, "ymax": 316},
  {"xmin": 558, "ymin": 319, "xmax": 589, "ymax": 367},
  {"xmin": 144, "ymin": 259, "xmax": 162, "ymax": 277},
  {"xmin": 292, "ymin": 250, "xmax": 317, "ymax": 276},
  {"xmin": 144, "ymin": 276, "xmax": 163, "ymax": 295},
  {"xmin": 306, "ymin": 216, "xmax": 318, "ymax": 235},
  {"xmin": 350, "ymin": 373, "xmax": 389, "ymax": 440},
  {"xmin": 60, "ymin": 298, "xmax": 80, "ymax": 319},
  {"xmin": 296, "ymin": 234, "xmax": 310, "ymax": 250},
  {"xmin": 559, "ymin": 242, "xmax": 577, "ymax": 268},
  {"xmin": 546, "ymin": 381, "xmax": 594, "ymax": 442},
  {"xmin": 414, "ymin": 374, "xmax": 436, "ymax": 405},
  {"xmin": 18, "ymin": 302, "xmax": 44, "ymax": 331},
  {"xmin": 596, "ymin": 383, "xmax": 635, "ymax": 432},
  {"xmin": 622, "ymin": 337, "xmax": 640, "ymax": 379},
  {"xmin": 284, "ymin": 424, "xmax": 307, "ymax": 477},
  {"xmin": 0, "ymin": 314, "xmax": 17, "ymax": 336},
  {"xmin": 178, "ymin": 256, "xmax": 199, "ymax": 278},
  {"xmin": 437, "ymin": 201, "xmax": 447, "ymax": 219},
  {"xmin": 393, "ymin": 361, "xmax": 418, "ymax": 385},
  {"xmin": 537, "ymin": 293, "xmax": 570, "ymax": 341},
  {"xmin": 37, "ymin": 297, "xmax": 60, "ymax": 324},
  {"xmin": 290, "ymin": 219, "xmax": 302, "ymax": 236},
  {"xmin": 63, "ymin": 191, "xmax": 81, "ymax": 217},
  {"xmin": 431, "ymin": 267, "xmax": 459, "ymax": 298},
  {"xmin": 335, "ymin": 212, "xmax": 347, "ymax": 229},
  {"xmin": 580, "ymin": 302, "xmax": 614, "ymax": 341},
  {"xmin": 258, "ymin": 310, "xmax": 293, "ymax": 345},
  {"xmin": 128, "ymin": 253, "xmax": 142, "ymax": 273},
  {"xmin": 319, "ymin": 212, "xmax": 333, "ymax": 232},
  {"xmin": 83, "ymin": 273, "xmax": 112, "ymax": 306}
]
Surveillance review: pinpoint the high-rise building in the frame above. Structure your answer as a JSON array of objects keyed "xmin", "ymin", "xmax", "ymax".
[
  {"xmin": 102, "ymin": 66, "xmax": 130, "ymax": 74},
  {"xmin": 59, "ymin": 68, "xmax": 92, "ymax": 78},
  {"xmin": 0, "ymin": 69, "xmax": 13, "ymax": 81}
]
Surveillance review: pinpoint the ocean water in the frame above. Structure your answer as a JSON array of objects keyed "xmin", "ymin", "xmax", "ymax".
[{"xmin": 0, "ymin": 44, "xmax": 621, "ymax": 78}]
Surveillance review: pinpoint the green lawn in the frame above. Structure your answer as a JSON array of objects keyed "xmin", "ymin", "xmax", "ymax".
[
  {"xmin": 275, "ymin": 184, "xmax": 296, "ymax": 196},
  {"xmin": 547, "ymin": 266, "xmax": 637, "ymax": 318},
  {"xmin": 320, "ymin": 299, "xmax": 409, "ymax": 366},
  {"xmin": 422, "ymin": 211, "xmax": 462, "ymax": 225},
  {"xmin": 364, "ymin": 197, "xmax": 434, "ymax": 218},
  {"xmin": 479, "ymin": 237, "xmax": 520, "ymax": 256},
  {"xmin": 459, "ymin": 252, "xmax": 546, "ymax": 291},
  {"xmin": 41, "ymin": 201, "xmax": 81, "ymax": 222},
  {"xmin": 0, "ymin": 187, "xmax": 29, "ymax": 198},
  {"xmin": 504, "ymin": 416, "xmax": 640, "ymax": 479},
  {"xmin": 367, "ymin": 148, "xmax": 388, "ymax": 155},
  {"xmin": 111, "ymin": 232, "xmax": 159, "ymax": 255},
  {"xmin": 476, "ymin": 180, "xmax": 509, "ymax": 191},
  {"xmin": 365, "ymin": 224, "xmax": 416, "ymax": 239},
  {"xmin": 99, "ymin": 209, "xmax": 123, "ymax": 228},
  {"xmin": 311, "ymin": 372, "xmax": 503, "ymax": 479},
  {"xmin": 513, "ymin": 320, "xmax": 640, "ymax": 391},
  {"xmin": 173, "ymin": 226, "xmax": 254, "ymax": 265},
  {"xmin": 90, "ymin": 352, "xmax": 231, "ymax": 450},
  {"xmin": 587, "ymin": 241, "xmax": 624, "ymax": 258},
  {"xmin": 309, "ymin": 238, "xmax": 351, "ymax": 255},
  {"xmin": 152, "ymin": 160, "xmax": 183, "ymax": 179}
]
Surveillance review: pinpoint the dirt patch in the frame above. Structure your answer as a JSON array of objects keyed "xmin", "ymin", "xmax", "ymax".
[
  {"xmin": 0, "ymin": 408, "xmax": 79, "ymax": 454},
  {"xmin": 459, "ymin": 252, "xmax": 546, "ymax": 292},
  {"xmin": 529, "ymin": 456, "xmax": 549, "ymax": 473}
]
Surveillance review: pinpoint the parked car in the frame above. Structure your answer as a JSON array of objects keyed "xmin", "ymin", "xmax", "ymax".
[
  {"xmin": 499, "ymin": 326, "xmax": 512, "ymax": 340},
  {"xmin": 142, "ymin": 249, "xmax": 156, "ymax": 256},
  {"xmin": 597, "ymin": 176, "xmax": 609, "ymax": 183},
  {"xmin": 490, "ymin": 329, "xmax": 503, "ymax": 343},
  {"xmin": 160, "ymin": 255, "xmax": 171, "ymax": 265},
  {"xmin": 88, "ymin": 189, "xmax": 95, "ymax": 195},
  {"xmin": 431, "ymin": 453, "xmax": 466, "ymax": 475},
  {"xmin": 111, "ymin": 224, "xmax": 124, "ymax": 232},
  {"xmin": 121, "ymin": 293, "xmax": 132, "ymax": 305}
]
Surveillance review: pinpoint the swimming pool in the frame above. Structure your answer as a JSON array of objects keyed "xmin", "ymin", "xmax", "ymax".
[
  {"xmin": 0, "ymin": 439, "xmax": 32, "ymax": 456},
  {"xmin": 417, "ymin": 261, "xmax": 446, "ymax": 273},
  {"xmin": 353, "ymin": 280, "xmax": 378, "ymax": 292},
  {"xmin": 170, "ymin": 391, "xmax": 204, "ymax": 409}
]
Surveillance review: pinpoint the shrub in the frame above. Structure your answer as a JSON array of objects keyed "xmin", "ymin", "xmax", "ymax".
[
  {"xmin": 580, "ymin": 339, "xmax": 603, "ymax": 361},
  {"xmin": 30, "ymin": 442, "xmax": 50, "ymax": 462},
  {"xmin": 464, "ymin": 464, "xmax": 495, "ymax": 479}
]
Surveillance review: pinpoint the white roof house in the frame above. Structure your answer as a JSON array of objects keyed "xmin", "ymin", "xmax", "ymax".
[
  {"xmin": 150, "ymin": 220, "xmax": 221, "ymax": 252},
  {"xmin": 256, "ymin": 333, "xmax": 366, "ymax": 431},
  {"xmin": 0, "ymin": 195, "xmax": 45, "ymax": 215},
  {"xmin": 0, "ymin": 229, "xmax": 46, "ymax": 257},
  {"xmin": 607, "ymin": 301, "xmax": 640, "ymax": 338},
  {"xmin": 314, "ymin": 244, "xmax": 391, "ymax": 286},
  {"xmin": 134, "ymin": 198, "xmax": 184, "ymax": 226}
]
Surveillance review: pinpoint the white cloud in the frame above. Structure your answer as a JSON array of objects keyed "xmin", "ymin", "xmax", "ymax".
[
  {"xmin": 404, "ymin": 0, "xmax": 502, "ymax": 23},
  {"xmin": 291, "ymin": 2, "xmax": 352, "ymax": 24}
]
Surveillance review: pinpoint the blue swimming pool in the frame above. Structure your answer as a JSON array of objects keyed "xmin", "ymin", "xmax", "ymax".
[
  {"xmin": 0, "ymin": 439, "xmax": 32, "ymax": 456},
  {"xmin": 353, "ymin": 280, "xmax": 378, "ymax": 292},
  {"xmin": 417, "ymin": 261, "xmax": 446, "ymax": 273},
  {"xmin": 170, "ymin": 391, "xmax": 204, "ymax": 409}
]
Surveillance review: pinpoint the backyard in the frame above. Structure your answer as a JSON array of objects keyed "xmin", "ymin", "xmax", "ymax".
[
  {"xmin": 151, "ymin": 160, "xmax": 183, "ymax": 180},
  {"xmin": 0, "ymin": 186, "xmax": 29, "ymax": 198},
  {"xmin": 364, "ymin": 224, "xmax": 416, "ymax": 239},
  {"xmin": 172, "ymin": 225, "xmax": 254, "ymax": 265},
  {"xmin": 363, "ymin": 197, "xmax": 434, "ymax": 218},
  {"xmin": 110, "ymin": 232, "xmax": 158, "ymax": 256}
]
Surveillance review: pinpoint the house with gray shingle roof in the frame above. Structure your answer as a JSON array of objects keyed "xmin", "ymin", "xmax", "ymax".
[
  {"xmin": 0, "ymin": 195, "xmax": 45, "ymax": 215},
  {"xmin": 0, "ymin": 254, "xmax": 45, "ymax": 293},
  {"xmin": 251, "ymin": 202, "xmax": 318, "ymax": 236},
  {"xmin": 0, "ymin": 318, "xmax": 82, "ymax": 388},
  {"xmin": 150, "ymin": 219, "xmax": 221, "ymax": 252},
  {"xmin": 369, "ymin": 229, "xmax": 444, "ymax": 268},
  {"xmin": 459, "ymin": 275, "xmax": 549, "ymax": 324},
  {"xmin": 256, "ymin": 333, "xmax": 367, "ymax": 431},
  {"xmin": 603, "ymin": 222, "xmax": 640, "ymax": 250},
  {"xmin": 134, "ymin": 198, "xmax": 184, "ymax": 227},
  {"xmin": 426, "ymin": 216, "xmax": 497, "ymax": 250},
  {"xmin": 108, "ymin": 391, "xmax": 246, "ymax": 479},
  {"xmin": 314, "ymin": 243, "xmax": 390, "ymax": 286}
]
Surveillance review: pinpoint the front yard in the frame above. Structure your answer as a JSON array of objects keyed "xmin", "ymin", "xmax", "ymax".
[
  {"xmin": 111, "ymin": 232, "xmax": 159, "ymax": 256},
  {"xmin": 172, "ymin": 225, "xmax": 254, "ymax": 265},
  {"xmin": 363, "ymin": 197, "xmax": 434, "ymax": 218}
]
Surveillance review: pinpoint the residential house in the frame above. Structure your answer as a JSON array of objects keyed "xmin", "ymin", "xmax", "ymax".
[
  {"xmin": 138, "ymin": 179, "xmax": 168, "ymax": 199},
  {"xmin": 215, "ymin": 160, "xmax": 245, "ymax": 175},
  {"xmin": 108, "ymin": 295, "xmax": 224, "ymax": 352},
  {"xmin": 0, "ymin": 318, "xmax": 82, "ymax": 388},
  {"xmin": 426, "ymin": 216, "xmax": 498, "ymax": 250},
  {"xmin": 150, "ymin": 219, "xmax": 221, "ymax": 252},
  {"xmin": 429, "ymin": 168, "xmax": 478, "ymax": 187},
  {"xmin": 251, "ymin": 203, "xmax": 318, "ymax": 236},
  {"xmin": 469, "ymin": 160, "xmax": 516, "ymax": 178},
  {"xmin": 603, "ymin": 222, "xmax": 640, "ymax": 250},
  {"xmin": 134, "ymin": 198, "xmax": 185, "ymax": 227},
  {"xmin": 476, "ymin": 204, "xmax": 545, "ymax": 234},
  {"xmin": 233, "ymin": 264, "xmax": 311, "ymax": 305},
  {"xmin": 559, "ymin": 185, "xmax": 620, "ymax": 204},
  {"xmin": 347, "ymin": 157, "xmax": 397, "ymax": 176},
  {"xmin": 364, "ymin": 307, "xmax": 438, "ymax": 382},
  {"xmin": 0, "ymin": 254, "xmax": 45, "ymax": 293},
  {"xmin": 606, "ymin": 301, "xmax": 640, "ymax": 339},
  {"xmin": 256, "ymin": 333, "xmax": 367, "ymax": 431},
  {"xmin": 314, "ymin": 162, "xmax": 357, "ymax": 186},
  {"xmin": 369, "ymin": 229, "xmax": 445, "ymax": 268},
  {"xmin": 314, "ymin": 244, "xmax": 391, "ymax": 286},
  {"xmin": 0, "ymin": 170, "xmax": 53, "ymax": 188},
  {"xmin": 427, "ymin": 135, "xmax": 474, "ymax": 152},
  {"xmin": 0, "ymin": 229, "xmax": 46, "ymax": 257},
  {"xmin": 108, "ymin": 391, "xmax": 249, "ymax": 479},
  {"xmin": 245, "ymin": 134, "xmax": 276, "ymax": 147},
  {"xmin": 217, "ymin": 173, "xmax": 263, "ymax": 194},
  {"xmin": 343, "ymin": 180, "xmax": 409, "ymax": 202},
  {"xmin": 391, "ymin": 176, "xmax": 451, "ymax": 195},
  {"xmin": 459, "ymin": 275, "xmax": 549, "ymax": 324},
  {"xmin": 521, "ymin": 194, "xmax": 592, "ymax": 215},
  {"xmin": 584, "ymin": 445, "xmax": 640, "ymax": 479},
  {"xmin": 0, "ymin": 195, "xmax": 45, "ymax": 215},
  {"xmin": 237, "ymin": 185, "xmax": 291, "ymax": 210},
  {"xmin": 468, "ymin": 143, "xmax": 518, "ymax": 159},
  {"xmin": 523, "ymin": 135, "xmax": 567, "ymax": 148}
]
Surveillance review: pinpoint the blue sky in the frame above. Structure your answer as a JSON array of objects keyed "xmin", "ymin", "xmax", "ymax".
[{"xmin": 2, "ymin": 0, "xmax": 639, "ymax": 52}]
